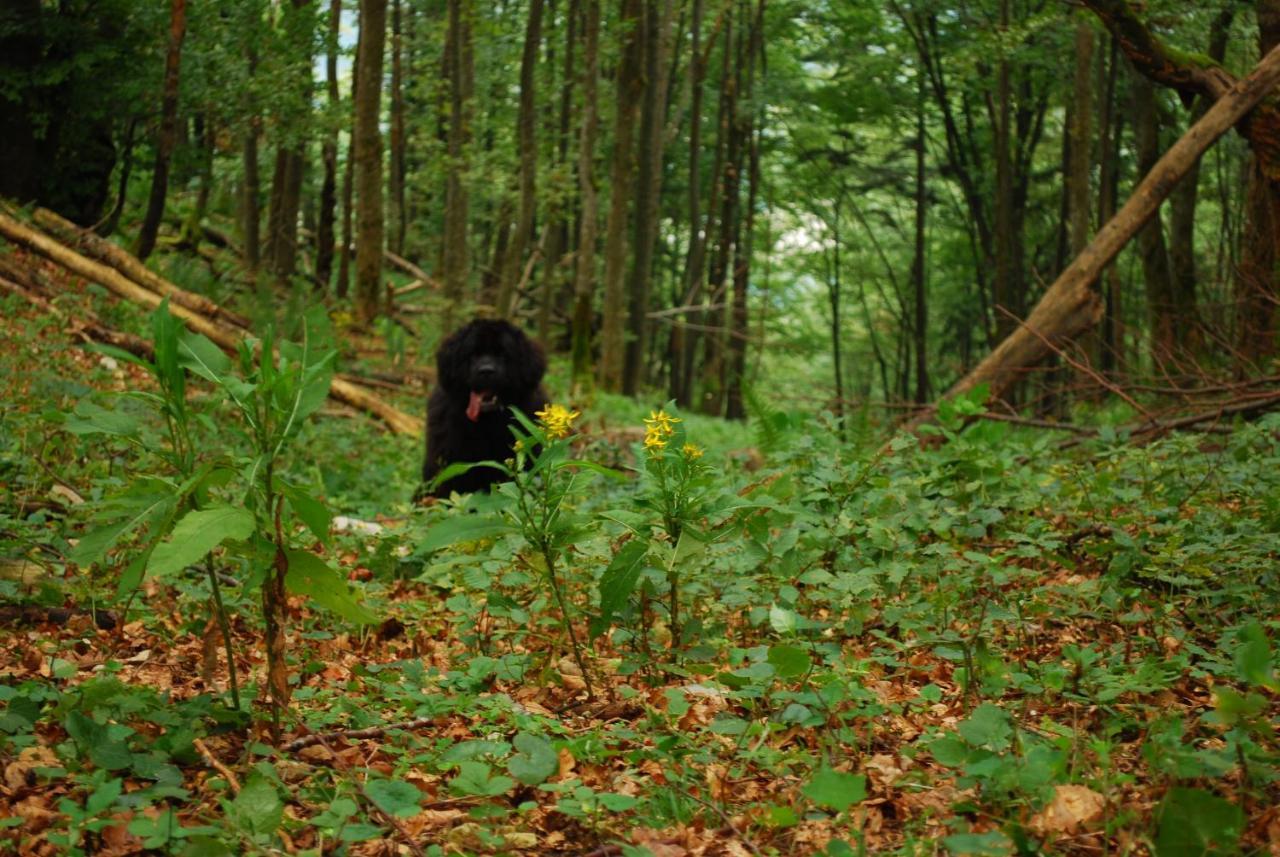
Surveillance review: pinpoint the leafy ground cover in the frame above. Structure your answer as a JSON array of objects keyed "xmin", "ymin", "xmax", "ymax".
[{"xmin": 2, "ymin": 271, "xmax": 1279, "ymax": 856}]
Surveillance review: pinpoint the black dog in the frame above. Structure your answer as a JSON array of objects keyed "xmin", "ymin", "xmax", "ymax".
[{"xmin": 421, "ymin": 318, "xmax": 548, "ymax": 497}]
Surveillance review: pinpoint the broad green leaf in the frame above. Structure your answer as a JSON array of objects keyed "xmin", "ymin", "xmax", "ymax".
[
  {"xmin": 417, "ymin": 514, "xmax": 517, "ymax": 553},
  {"xmin": 284, "ymin": 550, "xmax": 378, "ymax": 624},
  {"xmin": 65, "ymin": 400, "xmax": 140, "ymax": 438},
  {"xmin": 769, "ymin": 604, "xmax": 799, "ymax": 635},
  {"xmin": 85, "ymin": 777, "xmax": 123, "ymax": 814},
  {"xmin": 593, "ymin": 539, "xmax": 648, "ymax": 638},
  {"xmin": 507, "ymin": 733, "xmax": 557, "ymax": 786},
  {"xmin": 229, "ymin": 775, "xmax": 283, "ymax": 836},
  {"xmin": 147, "ymin": 506, "xmax": 255, "ymax": 578},
  {"xmin": 365, "ymin": 779, "xmax": 421, "ymax": 819},
  {"xmin": 70, "ymin": 482, "xmax": 178, "ymax": 567},
  {"xmin": 767, "ymin": 645, "xmax": 812, "ymax": 679},
  {"xmin": 957, "ymin": 704, "xmax": 1012, "ymax": 751},
  {"xmin": 282, "ymin": 482, "xmax": 332, "ymax": 546},
  {"xmin": 1155, "ymin": 788, "xmax": 1243, "ymax": 857},
  {"xmin": 801, "ymin": 767, "xmax": 866, "ymax": 812},
  {"xmin": 450, "ymin": 761, "xmax": 515, "ymax": 797},
  {"xmin": 1233, "ymin": 622, "xmax": 1276, "ymax": 689},
  {"xmin": 943, "ymin": 831, "xmax": 1013, "ymax": 856}
]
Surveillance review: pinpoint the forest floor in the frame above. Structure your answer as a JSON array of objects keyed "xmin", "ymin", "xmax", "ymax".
[{"xmin": 2, "ymin": 245, "xmax": 1280, "ymax": 856}]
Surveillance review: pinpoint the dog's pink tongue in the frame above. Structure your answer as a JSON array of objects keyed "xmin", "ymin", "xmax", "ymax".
[{"xmin": 466, "ymin": 391, "xmax": 483, "ymax": 422}]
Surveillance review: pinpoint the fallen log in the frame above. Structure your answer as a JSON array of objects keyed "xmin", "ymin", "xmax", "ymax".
[
  {"xmin": 0, "ymin": 211, "xmax": 424, "ymax": 437},
  {"xmin": 0, "ymin": 273, "xmax": 155, "ymax": 361},
  {"xmin": 33, "ymin": 207, "xmax": 252, "ymax": 330},
  {"xmin": 907, "ymin": 43, "xmax": 1280, "ymax": 430}
]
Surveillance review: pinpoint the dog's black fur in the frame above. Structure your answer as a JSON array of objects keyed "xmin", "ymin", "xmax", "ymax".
[{"xmin": 421, "ymin": 319, "xmax": 548, "ymax": 497}]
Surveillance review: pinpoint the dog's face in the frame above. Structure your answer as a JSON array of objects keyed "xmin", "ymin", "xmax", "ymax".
[{"xmin": 436, "ymin": 319, "xmax": 546, "ymax": 422}]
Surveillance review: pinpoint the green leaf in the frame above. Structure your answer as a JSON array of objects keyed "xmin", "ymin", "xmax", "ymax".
[
  {"xmin": 365, "ymin": 779, "xmax": 422, "ymax": 819},
  {"xmin": 943, "ymin": 830, "xmax": 1013, "ymax": 856},
  {"xmin": 284, "ymin": 550, "xmax": 378, "ymax": 625},
  {"xmin": 229, "ymin": 775, "xmax": 283, "ymax": 837},
  {"xmin": 417, "ymin": 514, "xmax": 517, "ymax": 553},
  {"xmin": 767, "ymin": 645, "xmax": 812, "ymax": 679},
  {"xmin": 1233, "ymin": 622, "xmax": 1276, "ymax": 689},
  {"xmin": 1155, "ymin": 788, "xmax": 1243, "ymax": 857},
  {"xmin": 507, "ymin": 733, "xmax": 558, "ymax": 786},
  {"xmin": 70, "ymin": 482, "xmax": 179, "ymax": 567},
  {"xmin": 957, "ymin": 704, "xmax": 1012, "ymax": 751},
  {"xmin": 450, "ymin": 761, "xmax": 515, "ymax": 797},
  {"xmin": 769, "ymin": 604, "xmax": 799, "ymax": 635},
  {"xmin": 65, "ymin": 400, "xmax": 140, "ymax": 438},
  {"xmin": 89, "ymin": 741, "xmax": 134, "ymax": 772},
  {"xmin": 85, "ymin": 777, "xmax": 123, "ymax": 814},
  {"xmin": 801, "ymin": 767, "xmax": 866, "ymax": 812},
  {"xmin": 147, "ymin": 506, "xmax": 255, "ymax": 579},
  {"xmin": 929, "ymin": 736, "xmax": 970, "ymax": 767},
  {"xmin": 593, "ymin": 539, "xmax": 648, "ymax": 638},
  {"xmin": 281, "ymin": 482, "xmax": 332, "ymax": 547}
]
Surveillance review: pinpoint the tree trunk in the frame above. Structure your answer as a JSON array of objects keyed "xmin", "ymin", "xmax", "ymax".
[
  {"xmin": 669, "ymin": 0, "xmax": 706, "ymax": 405},
  {"xmin": 571, "ymin": 0, "xmax": 601, "ymax": 390},
  {"xmin": 389, "ymin": 0, "xmax": 407, "ymax": 257},
  {"xmin": 1069, "ymin": 17, "xmax": 1095, "ymax": 256},
  {"xmin": 135, "ymin": 0, "xmax": 187, "ymax": 261},
  {"xmin": 1132, "ymin": 72, "xmax": 1177, "ymax": 365},
  {"xmin": 912, "ymin": 54, "xmax": 930, "ymax": 405},
  {"xmin": 443, "ymin": 0, "xmax": 473, "ymax": 328},
  {"xmin": 598, "ymin": 0, "xmax": 645, "ymax": 392},
  {"xmin": 724, "ymin": 0, "xmax": 764, "ymax": 420},
  {"xmin": 354, "ymin": 0, "xmax": 387, "ymax": 324},
  {"xmin": 316, "ymin": 0, "xmax": 342, "ymax": 290},
  {"xmin": 623, "ymin": 0, "xmax": 675, "ymax": 394},
  {"xmin": 991, "ymin": 0, "xmax": 1018, "ymax": 340},
  {"xmin": 909, "ymin": 43, "xmax": 1280, "ymax": 425},
  {"xmin": 497, "ymin": 0, "xmax": 545, "ymax": 318},
  {"xmin": 540, "ymin": 0, "xmax": 578, "ymax": 349},
  {"xmin": 1096, "ymin": 35, "xmax": 1122, "ymax": 375},
  {"xmin": 99, "ymin": 117, "xmax": 138, "ymax": 239},
  {"xmin": 1236, "ymin": 0, "xmax": 1280, "ymax": 367},
  {"xmin": 338, "ymin": 16, "xmax": 359, "ymax": 300}
]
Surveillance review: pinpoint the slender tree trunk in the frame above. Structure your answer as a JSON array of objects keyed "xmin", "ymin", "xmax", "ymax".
[
  {"xmin": 912, "ymin": 56, "xmax": 930, "ymax": 405},
  {"xmin": 571, "ymin": 0, "xmax": 601, "ymax": 389},
  {"xmin": 725, "ymin": 0, "xmax": 764, "ymax": 420},
  {"xmin": 623, "ymin": 0, "xmax": 676, "ymax": 394},
  {"xmin": 496, "ymin": 0, "xmax": 544, "ymax": 317},
  {"xmin": 354, "ymin": 0, "xmax": 387, "ymax": 324},
  {"xmin": 135, "ymin": 0, "xmax": 187, "ymax": 261},
  {"xmin": 389, "ymin": 0, "xmax": 407, "ymax": 257},
  {"xmin": 99, "ymin": 118, "xmax": 138, "ymax": 238},
  {"xmin": 829, "ymin": 202, "xmax": 845, "ymax": 432},
  {"xmin": 1096, "ymin": 36, "xmax": 1121, "ymax": 375},
  {"xmin": 669, "ymin": 0, "xmax": 705, "ymax": 405},
  {"xmin": 443, "ymin": 0, "xmax": 474, "ymax": 327},
  {"xmin": 991, "ymin": 0, "xmax": 1017, "ymax": 340},
  {"xmin": 598, "ymin": 0, "xmax": 645, "ymax": 391},
  {"xmin": 1132, "ymin": 72, "xmax": 1177, "ymax": 365},
  {"xmin": 316, "ymin": 0, "xmax": 342, "ymax": 290},
  {"xmin": 540, "ymin": 0, "xmax": 578, "ymax": 348},
  {"xmin": 337, "ymin": 15, "xmax": 359, "ymax": 300},
  {"xmin": 1069, "ymin": 17, "xmax": 1095, "ymax": 256}
]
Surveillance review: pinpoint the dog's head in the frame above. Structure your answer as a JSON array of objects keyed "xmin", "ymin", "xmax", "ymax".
[{"xmin": 435, "ymin": 319, "xmax": 546, "ymax": 422}]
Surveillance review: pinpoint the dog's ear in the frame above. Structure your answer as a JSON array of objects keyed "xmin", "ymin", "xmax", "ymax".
[{"xmin": 435, "ymin": 325, "xmax": 472, "ymax": 393}]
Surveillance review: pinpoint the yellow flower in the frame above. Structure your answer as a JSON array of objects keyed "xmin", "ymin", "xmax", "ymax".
[
  {"xmin": 535, "ymin": 403, "xmax": 580, "ymax": 440},
  {"xmin": 682, "ymin": 443, "xmax": 703, "ymax": 460},
  {"xmin": 643, "ymin": 409, "xmax": 681, "ymax": 436},
  {"xmin": 644, "ymin": 430, "xmax": 668, "ymax": 456}
]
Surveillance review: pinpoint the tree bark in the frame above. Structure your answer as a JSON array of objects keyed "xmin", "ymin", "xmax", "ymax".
[
  {"xmin": 912, "ymin": 53, "xmax": 930, "ymax": 405},
  {"xmin": 598, "ymin": 0, "xmax": 646, "ymax": 392},
  {"xmin": 623, "ymin": 0, "xmax": 676, "ymax": 394},
  {"xmin": 908, "ymin": 43, "xmax": 1280, "ymax": 426},
  {"xmin": 497, "ymin": 0, "xmax": 545, "ymax": 318},
  {"xmin": 354, "ymin": 0, "xmax": 387, "ymax": 324},
  {"xmin": 389, "ymin": 0, "xmax": 408, "ymax": 257},
  {"xmin": 668, "ymin": 0, "xmax": 706, "ymax": 405},
  {"xmin": 443, "ymin": 0, "xmax": 474, "ymax": 328},
  {"xmin": 571, "ymin": 0, "xmax": 601, "ymax": 390},
  {"xmin": 991, "ymin": 0, "xmax": 1019, "ymax": 341},
  {"xmin": 316, "ymin": 0, "xmax": 342, "ymax": 290},
  {"xmin": 539, "ymin": 0, "xmax": 578, "ymax": 348},
  {"xmin": 99, "ymin": 118, "xmax": 138, "ymax": 239},
  {"xmin": 135, "ymin": 0, "xmax": 187, "ymax": 261},
  {"xmin": 338, "ymin": 14, "xmax": 360, "ymax": 300},
  {"xmin": 1132, "ymin": 73, "xmax": 1177, "ymax": 365}
]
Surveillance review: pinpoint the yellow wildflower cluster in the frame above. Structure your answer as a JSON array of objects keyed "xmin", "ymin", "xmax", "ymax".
[
  {"xmin": 535, "ymin": 403, "xmax": 580, "ymax": 440},
  {"xmin": 643, "ymin": 409, "xmax": 682, "ymax": 456},
  {"xmin": 682, "ymin": 442, "xmax": 703, "ymax": 460}
]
